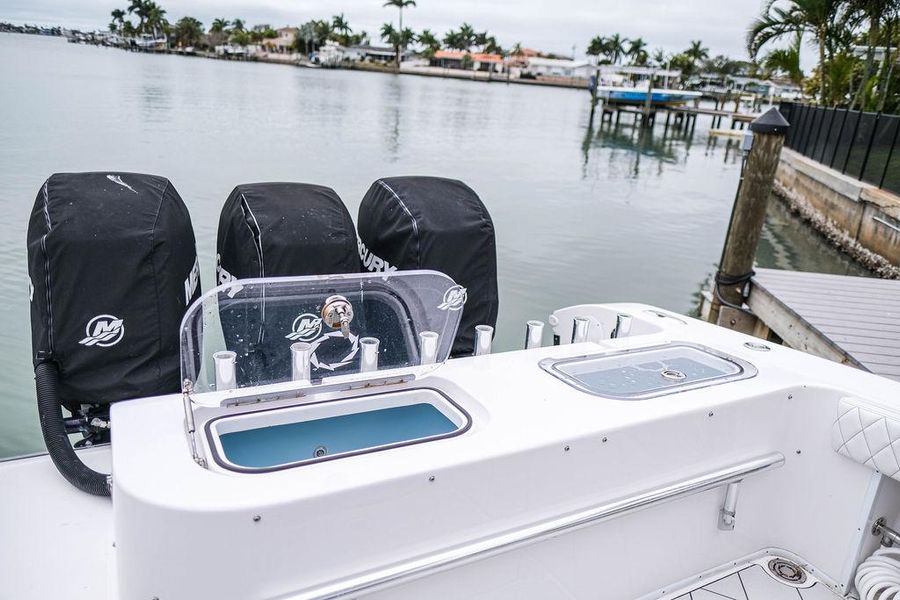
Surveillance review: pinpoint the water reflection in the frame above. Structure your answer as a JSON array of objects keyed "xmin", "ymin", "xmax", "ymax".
[
  {"xmin": 381, "ymin": 76, "xmax": 402, "ymax": 160},
  {"xmin": 582, "ymin": 117, "xmax": 704, "ymax": 179},
  {"xmin": 759, "ymin": 197, "xmax": 872, "ymax": 276}
]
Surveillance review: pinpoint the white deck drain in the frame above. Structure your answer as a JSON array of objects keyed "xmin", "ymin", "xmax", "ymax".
[{"xmin": 767, "ymin": 558, "xmax": 807, "ymax": 584}]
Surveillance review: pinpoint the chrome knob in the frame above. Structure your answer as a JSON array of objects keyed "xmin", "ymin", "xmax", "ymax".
[{"xmin": 321, "ymin": 295, "xmax": 354, "ymax": 338}]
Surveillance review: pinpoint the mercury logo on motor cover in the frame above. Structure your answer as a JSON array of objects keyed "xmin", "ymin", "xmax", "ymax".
[{"xmin": 78, "ymin": 314, "xmax": 125, "ymax": 347}]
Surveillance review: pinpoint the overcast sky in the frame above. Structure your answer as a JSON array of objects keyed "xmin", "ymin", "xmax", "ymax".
[{"xmin": 2, "ymin": 0, "xmax": 772, "ymax": 61}]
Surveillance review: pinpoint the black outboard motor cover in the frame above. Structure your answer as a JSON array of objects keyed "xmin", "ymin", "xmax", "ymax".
[
  {"xmin": 27, "ymin": 172, "xmax": 201, "ymax": 410},
  {"xmin": 216, "ymin": 183, "xmax": 362, "ymax": 384},
  {"xmin": 357, "ymin": 177, "xmax": 499, "ymax": 357},
  {"xmin": 216, "ymin": 182, "xmax": 360, "ymax": 282}
]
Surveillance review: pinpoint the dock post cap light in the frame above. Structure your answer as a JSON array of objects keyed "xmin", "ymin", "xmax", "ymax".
[
  {"xmin": 291, "ymin": 342, "xmax": 312, "ymax": 382},
  {"xmin": 419, "ymin": 331, "xmax": 439, "ymax": 365},
  {"xmin": 474, "ymin": 325, "xmax": 493, "ymax": 356},
  {"xmin": 213, "ymin": 351, "xmax": 237, "ymax": 391},
  {"xmin": 360, "ymin": 337, "xmax": 380, "ymax": 372},
  {"xmin": 749, "ymin": 107, "xmax": 790, "ymax": 135},
  {"xmin": 525, "ymin": 320, "xmax": 544, "ymax": 349},
  {"xmin": 571, "ymin": 316, "xmax": 590, "ymax": 344}
]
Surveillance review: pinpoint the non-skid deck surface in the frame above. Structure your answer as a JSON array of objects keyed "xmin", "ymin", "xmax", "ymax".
[
  {"xmin": 751, "ymin": 268, "xmax": 900, "ymax": 382},
  {"xmin": 674, "ymin": 562, "xmax": 841, "ymax": 600}
]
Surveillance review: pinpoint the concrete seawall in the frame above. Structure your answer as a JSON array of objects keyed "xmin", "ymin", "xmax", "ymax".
[{"xmin": 774, "ymin": 148, "xmax": 900, "ymax": 274}]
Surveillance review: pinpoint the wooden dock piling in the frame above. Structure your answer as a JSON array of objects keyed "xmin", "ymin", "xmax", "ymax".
[{"xmin": 709, "ymin": 107, "xmax": 790, "ymax": 326}]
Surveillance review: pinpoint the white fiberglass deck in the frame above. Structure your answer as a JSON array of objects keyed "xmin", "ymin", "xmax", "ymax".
[{"xmin": 661, "ymin": 553, "xmax": 843, "ymax": 600}]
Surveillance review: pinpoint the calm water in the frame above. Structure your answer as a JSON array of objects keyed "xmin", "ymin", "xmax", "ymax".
[{"xmin": 0, "ymin": 34, "xmax": 869, "ymax": 458}]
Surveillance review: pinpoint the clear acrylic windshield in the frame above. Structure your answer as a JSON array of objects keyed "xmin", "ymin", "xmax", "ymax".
[{"xmin": 180, "ymin": 270, "xmax": 465, "ymax": 394}]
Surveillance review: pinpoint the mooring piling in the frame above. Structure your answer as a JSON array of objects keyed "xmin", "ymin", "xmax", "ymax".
[{"xmin": 708, "ymin": 107, "xmax": 790, "ymax": 328}]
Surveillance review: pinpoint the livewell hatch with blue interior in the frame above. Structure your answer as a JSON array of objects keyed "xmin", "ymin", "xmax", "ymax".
[{"xmin": 179, "ymin": 270, "xmax": 473, "ymax": 473}]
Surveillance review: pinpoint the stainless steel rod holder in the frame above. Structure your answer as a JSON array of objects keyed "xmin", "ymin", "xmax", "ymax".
[
  {"xmin": 571, "ymin": 316, "xmax": 590, "ymax": 343},
  {"xmin": 525, "ymin": 320, "xmax": 544, "ymax": 349},
  {"xmin": 612, "ymin": 313, "xmax": 633, "ymax": 339},
  {"xmin": 419, "ymin": 331, "xmax": 439, "ymax": 365},
  {"xmin": 360, "ymin": 337, "xmax": 380, "ymax": 372},
  {"xmin": 213, "ymin": 351, "xmax": 237, "ymax": 391},
  {"xmin": 291, "ymin": 342, "xmax": 312, "ymax": 382},
  {"xmin": 474, "ymin": 325, "xmax": 493, "ymax": 356}
]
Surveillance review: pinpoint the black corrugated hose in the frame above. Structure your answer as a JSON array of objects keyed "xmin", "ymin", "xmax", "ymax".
[{"xmin": 35, "ymin": 361, "xmax": 111, "ymax": 497}]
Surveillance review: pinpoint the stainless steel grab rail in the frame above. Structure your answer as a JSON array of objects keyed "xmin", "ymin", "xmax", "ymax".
[{"xmin": 286, "ymin": 452, "xmax": 785, "ymax": 600}]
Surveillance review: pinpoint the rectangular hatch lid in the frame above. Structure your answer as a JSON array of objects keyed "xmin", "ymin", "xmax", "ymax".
[
  {"xmin": 540, "ymin": 343, "xmax": 756, "ymax": 400},
  {"xmin": 180, "ymin": 270, "xmax": 465, "ymax": 399}
]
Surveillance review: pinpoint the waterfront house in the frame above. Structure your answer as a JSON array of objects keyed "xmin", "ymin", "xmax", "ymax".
[
  {"xmin": 431, "ymin": 50, "xmax": 504, "ymax": 72},
  {"xmin": 345, "ymin": 45, "xmax": 397, "ymax": 64},
  {"xmin": 524, "ymin": 57, "xmax": 592, "ymax": 79},
  {"xmin": 263, "ymin": 27, "xmax": 298, "ymax": 54}
]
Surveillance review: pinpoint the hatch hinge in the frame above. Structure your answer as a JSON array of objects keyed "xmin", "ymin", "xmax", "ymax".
[{"xmin": 182, "ymin": 380, "xmax": 207, "ymax": 468}]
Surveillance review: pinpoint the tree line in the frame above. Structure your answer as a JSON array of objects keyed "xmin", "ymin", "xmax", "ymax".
[
  {"xmin": 748, "ymin": 0, "xmax": 898, "ymax": 111},
  {"xmin": 106, "ymin": 0, "xmax": 899, "ymax": 112}
]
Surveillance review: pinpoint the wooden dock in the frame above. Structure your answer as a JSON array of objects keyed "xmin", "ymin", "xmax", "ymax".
[
  {"xmin": 747, "ymin": 268, "xmax": 900, "ymax": 382},
  {"xmin": 598, "ymin": 101, "xmax": 759, "ymax": 132}
]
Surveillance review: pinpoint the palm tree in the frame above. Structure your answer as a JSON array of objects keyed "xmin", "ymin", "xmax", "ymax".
[
  {"xmin": 383, "ymin": 0, "xmax": 416, "ymax": 34},
  {"xmin": 110, "ymin": 8, "xmax": 127, "ymax": 35},
  {"xmin": 127, "ymin": 0, "xmax": 148, "ymax": 33},
  {"xmin": 333, "ymin": 14, "xmax": 351, "ymax": 37},
  {"xmin": 684, "ymin": 40, "xmax": 709, "ymax": 70},
  {"xmin": 651, "ymin": 48, "xmax": 667, "ymax": 67},
  {"xmin": 398, "ymin": 27, "xmax": 416, "ymax": 52},
  {"xmin": 586, "ymin": 36, "xmax": 605, "ymax": 60},
  {"xmin": 443, "ymin": 29, "xmax": 463, "ymax": 51},
  {"xmin": 606, "ymin": 33, "xmax": 627, "ymax": 64},
  {"xmin": 174, "ymin": 16, "xmax": 204, "ymax": 47},
  {"xmin": 231, "ymin": 18, "xmax": 245, "ymax": 33},
  {"xmin": 762, "ymin": 32, "xmax": 804, "ymax": 85},
  {"xmin": 418, "ymin": 28, "xmax": 440, "ymax": 57},
  {"xmin": 312, "ymin": 19, "xmax": 333, "ymax": 46},
  {"xmin": 747, "ymin": 0, "xmax": 845, "ymax": 103},
  {"xmin": 380, "ymin": 22, "xmax": 398, "ymax": 63},
  {"xmin": 380, "ymin": 23, "xmax": 414, "ymax": 66},
  {"xmin": 458, "ymin": 22, "xmax": 476, "ymax": 50},
  {"xmin": 144, "ymin": 1, "xmax": 167, "ymax": 38},
  {"xmin": 483, "ymin": 36, "xmax": 502, "ymax": 55},
  {"xmin": 210, "ymin": 18, "xmax": 230, "ymax": 34},
  {"xmin": 627, "ymin": 37, "xmax": 648, "ymax": 65}
]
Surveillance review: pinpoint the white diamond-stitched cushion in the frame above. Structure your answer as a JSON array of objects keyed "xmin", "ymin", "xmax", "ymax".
[{"xmin": 833, "ymin": 398, "xmax": 900, "ymax": 480}]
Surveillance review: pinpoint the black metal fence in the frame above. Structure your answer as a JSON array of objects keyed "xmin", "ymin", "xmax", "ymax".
[{"xmin": 779, "ymin": 102, "xmax": 900, "ymax": 196}]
